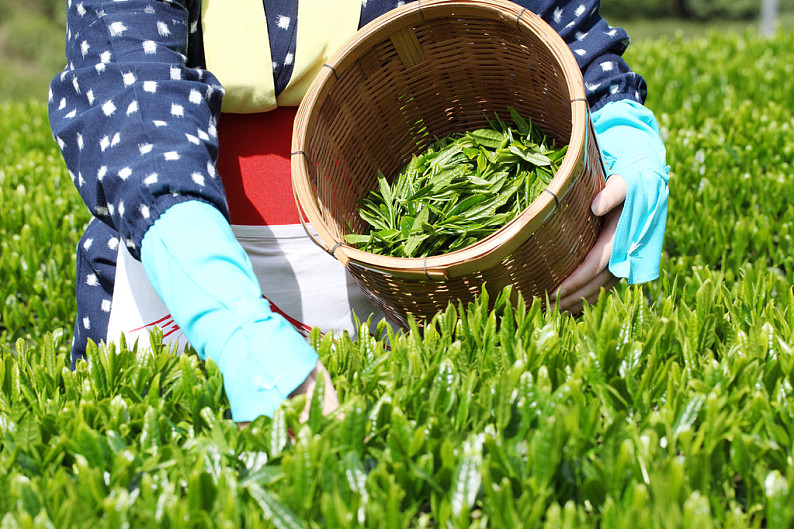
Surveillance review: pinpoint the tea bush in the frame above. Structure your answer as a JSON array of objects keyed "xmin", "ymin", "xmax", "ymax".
[
  {"xmin": 0, "ymin": 99, "xmax": 87, "ymax": 348},
  {"xmin": 1, "ymin": 28, "xmax": 794, "ymax": 528}
]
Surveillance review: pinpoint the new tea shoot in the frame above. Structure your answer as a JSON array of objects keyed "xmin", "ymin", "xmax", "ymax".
[{"xmin": 344, "ymin": 108, "xmax": 568, "ymax": 258}]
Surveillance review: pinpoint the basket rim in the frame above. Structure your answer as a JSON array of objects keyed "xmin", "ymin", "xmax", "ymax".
[{"xmin": 292, "ymin": 0, "xmax": 590, "ymax": 281}]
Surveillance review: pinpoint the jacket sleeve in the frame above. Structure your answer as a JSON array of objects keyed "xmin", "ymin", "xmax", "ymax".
[
  {"xmin": 48, "ymin": 0, "xmax": 229, "ymax": 259},
  {"xmin": 593, "ymin": 100, "xmax": 669, "ymax": 284},
  {"xmin": 531, "ymin": 0, "xmax": 646, "ymax": 111},
  {"xmin": 141, "ymin": 201, "xmax": 319, "ymax": 421}
]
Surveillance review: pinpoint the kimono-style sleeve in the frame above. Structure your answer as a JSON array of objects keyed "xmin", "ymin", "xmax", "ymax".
[
  {"xmin": 531, "ymin": 0, "xmax": 646, "ymax": 111},
  {"xmin": 48, "ymin": 0, "xmax": 229, "ymax": 259}
]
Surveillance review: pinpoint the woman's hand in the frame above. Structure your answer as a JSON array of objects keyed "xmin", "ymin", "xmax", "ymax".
[
  {"xmin": 237, "ymin": 360, "xmax": 339, "ymax": 428},
  {"xmin": 289, "ymin": 360, "xmax": 340, "ymax": 422},
  {"xmin": 554, "ymin": 175, "xmax": 627, "ymax": 313}
]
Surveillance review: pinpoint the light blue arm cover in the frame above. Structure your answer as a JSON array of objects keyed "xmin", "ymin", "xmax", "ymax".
[
  {"xmin": 140, "ymin": 201, "xmax": 318, "ymax": 421},
  {"xmin": 591, "ymin": 99, "xmax": 670, "ymax": 284}
]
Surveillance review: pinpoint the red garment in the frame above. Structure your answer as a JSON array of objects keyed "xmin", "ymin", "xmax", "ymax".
[{"xmin": 217, "ymin": 107, "xmax": 299, "ymax": 225}]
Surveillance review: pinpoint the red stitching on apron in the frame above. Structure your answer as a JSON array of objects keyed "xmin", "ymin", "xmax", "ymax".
[
  {"xmin": 262, "ymin": 295, "xmax": 313, "ymax": 338},
  {"xmin": 128, "ymin": 295, "xmax": 313, "ymax": 341}
]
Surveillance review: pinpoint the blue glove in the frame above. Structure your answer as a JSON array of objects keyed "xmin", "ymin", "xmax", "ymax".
[
  {"xmin": 591, "ymin": 99, "xmax": 670, "ymax": 284},
  {"xmin": 140, "ymin": 200, "xmax": 318, "ymax": 421}
]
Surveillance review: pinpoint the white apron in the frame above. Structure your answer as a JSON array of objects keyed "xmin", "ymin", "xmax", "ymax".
[{"xmin": 105, "ymin": 224, "xmax": 387, "ymax": 351}]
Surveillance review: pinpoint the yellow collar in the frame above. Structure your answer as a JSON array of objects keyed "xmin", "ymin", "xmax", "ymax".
[{"xmin": 201, "ymin": 0, "xmax": 361, "ymax": 113}]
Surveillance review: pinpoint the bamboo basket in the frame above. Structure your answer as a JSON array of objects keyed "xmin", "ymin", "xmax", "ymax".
[{"xmin": 292, "ymin": 0, "xmax": 606, "ymax": 329}]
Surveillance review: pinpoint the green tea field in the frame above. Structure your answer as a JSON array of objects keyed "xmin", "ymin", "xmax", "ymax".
[{"xmin": 1, "ymin": 28, "xmax": 794, "ymax": 527}]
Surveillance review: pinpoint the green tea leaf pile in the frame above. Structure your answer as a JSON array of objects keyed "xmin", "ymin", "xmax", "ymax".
[{"xmin": 345, "ymin": 108, "xmax": 567, "ymax": 257}]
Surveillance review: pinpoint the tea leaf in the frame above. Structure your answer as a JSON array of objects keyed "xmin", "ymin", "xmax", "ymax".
[{"xmin": 348, "ymin": 109, "xmax": 566, "ymax": 257}]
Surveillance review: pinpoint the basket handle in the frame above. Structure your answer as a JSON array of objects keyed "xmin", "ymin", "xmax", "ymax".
[
  {"xmin": 290, "ymin": 162, "xmax": 353, "ymax": 266},
  {"xmin": 295, "ymin": 200, "xmax": 329, "ymax": 250},
  {"xmin": 292, "ymin": 187, "xmax": 333, "ymax": 252}
]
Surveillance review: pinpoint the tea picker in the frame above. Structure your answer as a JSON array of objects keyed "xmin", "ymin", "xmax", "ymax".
[{"xmin": 49, "ymin": 0, "xmax": 668, "ymax": 422}]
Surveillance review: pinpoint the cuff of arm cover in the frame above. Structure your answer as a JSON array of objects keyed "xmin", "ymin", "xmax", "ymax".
[
  {"xmin": 140, "ymin": 200, "xmax": 318, "ymax": 421},
  {"xmin": 591, "ymin": 99, "xmax": 670, "ymax": 285}
]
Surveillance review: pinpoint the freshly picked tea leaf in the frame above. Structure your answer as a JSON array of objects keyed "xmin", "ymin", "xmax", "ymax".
[{"xmin": 345, "ymin": 108, "xmax": 567, "ymax": 257}]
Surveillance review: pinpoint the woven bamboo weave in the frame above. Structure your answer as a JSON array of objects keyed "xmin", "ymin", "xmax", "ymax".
[{"xmin": 292, "ymin": 0, "xmax": 606, "ymax": 328}]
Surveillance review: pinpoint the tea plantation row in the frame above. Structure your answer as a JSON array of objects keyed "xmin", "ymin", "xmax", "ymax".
[{"xmin": 1, "ymin": 29, "xmax": 793, "ymax": 528}]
